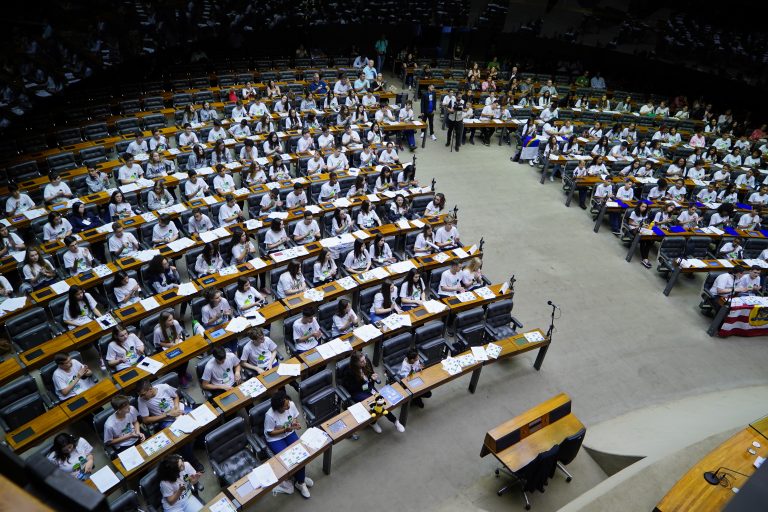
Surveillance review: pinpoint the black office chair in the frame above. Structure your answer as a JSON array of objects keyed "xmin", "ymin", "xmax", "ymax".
[
  {"xmin": 496, "ymin": 443, "xmax": 560, "ymax": 510},
  {"xmin": 108, "ymin": 490, "xmax": 140, "ymax": 512},
  {"xmin": 414, "ymin": 320, "xmax": 450, "ymax": 367},
  {"xmin": 39, "ymin": 351, "xmax": 88, "ymax": 405},
  {"xmin": 204, "ymin": 416, "xmax": 261, "ymax": 486},
  {"xmin": 556, "ymin": 428, "xmax": 586, "ymax": 482},
  {"xmin": 282, "ymin": 313, "xmax": 303, "ymax": 356},
  {"xmin": 0, "ymin": 375, "xmax": 48, "ymax": 432},
  {"xmin": 6, "ymin": 307, "xmax": 53, "ymax": 350},
  {"xmin": 141, "ymin": 466, "xmax": 200, "ymax": 512},
  {"xmin": 381, "ymin": 333, "xmax": 414, "ymax": 383},
  {"xmin": 299, "ymin": 368, "xmax": 347, "ymax": 426},
  {"xmin": 316, "ymin": 300, "xmax": 338, "ymax": 338},
  {"xmin": 451, "ymin": 307, "xmax": 486, "ymax": 354},
  {"xmin": 685, "ymin": 236, "xmax": 713, "ymax": 259},
  {"xmin": 195, "ymin": 355, "xmax": 216, "ymax": 401},
  {"xmin": 357, "ymin": 286, "xmax": 378, "ymax": 323},
  {"xmin": 744, "ymin": 238, "xmax": 768, "ymax": 259},
  {"xmin": 657, "ymin": 236, "xmax": 686, "ymax": 276},
  {"xmin": 247, "ymin": 400, "xmax": 273, "ymax": 460},
  {"xmin": 484, "ymin": 300, "xmax": 523, "ymax": 341},
  {"xmin": 428, "ymin": 265, "xmax": 451, "ymax": 299}
]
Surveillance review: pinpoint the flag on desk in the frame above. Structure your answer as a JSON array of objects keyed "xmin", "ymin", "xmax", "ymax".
[
  {"xmin": 719, "ymin": 303, "xmax": 768, "ymax": 337},
  {"xmin": 520, "ymin": 136, "xmax": 541, "ymax": 161}
]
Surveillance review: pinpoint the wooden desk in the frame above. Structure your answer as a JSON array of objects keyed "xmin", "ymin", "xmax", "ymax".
[
  {"xmin": 6, "ymin": 405, "xmax": 69, "ymax": 452},
  {"xmin": 655, "ymin": 420, "xmax": 768, "ymax": 512},
  {"xmin": 0, "ymin": 473, "xmax": 56, "ymax": 511},
  {"xmin": 0, "ymin": 357, "xmax": 24, "ymax": 388},
  {"xmin": 480, "ymin": 393, "xmax": 585, "ymax": 473}
]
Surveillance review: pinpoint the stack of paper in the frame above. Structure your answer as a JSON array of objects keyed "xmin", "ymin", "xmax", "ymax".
[
  {"xmin": 319, "ymin": 237, "xmax": 341, "ymax": 248},
  {"xmin": 219, "ymin": 266, "xmax": 239, "ymax": 276},
  {"xmin": 141, "ymin": 212, "xmax": 158, "ymax": 222},
  {"xmin": 169, "ymin": 414, "xmax": 200, "ymax": 436},
  {"xmin": 209, "ymin": 497, "xmax": 238, "ymax": 512},
  {"xmin": 423, "ymin": 300, "xmax": 447, "ymax": 313},
  {"xmin": 485, "ymin": 343, "xmax": 502, "ymax": 359},
  {"xmin": 167, "ymin": 237, "xmax": 195, "ymax": 252},
  {"xmin": 455, "ymin": 291, "xmax": 478, "ymax": 303},
  {"xmin": 396, "ymin": 219, "xmax": 410, "ymax": 229},
  {"xmin": 245, "ymin": 219, "xmax": 263, "ymax": 230},
  {"xmin": 10, "ymin": 251, "xmax": 25, "ymax": 262},
  {"xmin": 89, "ymin": 466, "xmax": 120, "ymax": 493},
  {"xmin": 303, "ymin": 289, "xmax": 325, "ymax": 302},
  {"xmin": 471, "ymin": 346, "xmax": 488, "ymax": 361},
  {"xmin": 239, "ymin": 377, "xmax": 267, "ymax": 398},
  {"xmin": 177, "ymin": 282, "xmax": 197, "ymax": 296},
  {"xmin": 456, "ymin": 353, "xmax": 477, "ymax": 367},
  {"xmin": 453, "ymin": 248, "xmax": 469, "ymax": 259},
  {"xmin": 337, "ymin": 276, "xmax": 358, "ymax": 290},
  {"xmin": 348, "ymin": 402, "xmax": 372, "ymax": 424},
  {"xmin": 386, "ymin": 260, "xmax": 417, "ymax": 274},
  {"xmin": 411, "ymin": 219, "xmax": 425, "ymax": 228},
  {"xmin": 353, "ymin": 324, "xmax": 382, "ymax": 342},
  {"xmin": 140, "ymin": 297, "xmax": 161, "ymax": 310},
  {"xmin": 135, "ymin": 249, "xmax": 161, "ymax": 262},
  {"xmin": 524, "ymin": 331, "xmax": 546, "ymax": 343},
  {"xmin": 190, "ymin": 404, "xmax": 217, "ymax": 426},
  {"xmin": 248, "ymin": 258, "xmax": 267, "ymax": 270},
  {"xmin": 225, "ymin": 317, "xmax": 250, "ymax": 333},
  {"xmin": 277, "ymin": 363, "xmax": 301, "ymax": 376},
  {"xmin": 96, "ymin": 223, "xmax": 114, "ymax": 234},
  {"xmin": 379, "ymin": 313, "xmax": 411, "ymax": 331},
  {"xmin": 279, "ymin": 444, "xmax": 310, "ymax": 468},
  {"xmin": 352, "ymin": 229, "xmax": 370, "ymax": 240},
  {"xmin": 137, "ymin": 357, "xmax": 164, "ymax": 374},
  {"xmin": 267, "ymin": 212, "xmax": 289, "ymax": 220},
  {"xmin": 92, "ymin": 265, "xmax": 112, "ymax": 278},
  {"xmin": 358, "ymin": 267, "xmax": 389, "ymax": 282},
  {"xmin": 300, "ymin": 427, "xmax": 331, "ymax": 451},
  {"xmin": 441, "ymin": 357, "xmax": 462, "ymax": 375},
  {"xmin": 474, "ymin": 287, "xmax": 496, "ymax": 300},
  {"xmin": 247, "ymin": 463, "xmax": 278, "ymax": 489},
  {"xmin": 0, "ymin": 297, "xmax": 26, "ymax": 314}
]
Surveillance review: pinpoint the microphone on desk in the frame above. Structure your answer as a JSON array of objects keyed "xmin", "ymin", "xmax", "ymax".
[
  {"xmin": 547, "ymin": 301, "xmax": 560, "ymax": 309},
  {"xmin": 703, "ymin": 466, "xmax": 752, "ymax": 485}
]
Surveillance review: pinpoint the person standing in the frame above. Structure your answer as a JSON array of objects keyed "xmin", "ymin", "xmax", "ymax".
[
  {"xmin": 374, "ymin": 35, "xmax": 388, "ymax": 73},
  {"xmin": 445, "ymin": 97, "xmax": 464, "ymax": 151},
  {"xmin": 420, "ymin": 85, "xmax": 438, "ymax": 141}
]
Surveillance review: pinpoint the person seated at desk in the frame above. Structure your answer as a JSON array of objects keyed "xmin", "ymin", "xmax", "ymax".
[
  {"xmin": 259, "ymin": 189, "xmax": 284, "ymax": 216},
  {"xmin": 48, "ymin": 433, "xmax": 95, "ymax": 480},
  {"xmin": 399, "ymin": 269, "xmax": 426, "ymax": 311},
  {"xmin": 226, "ymin": 227, "xmax": 255, "ymax": 266},
  {"xmin": 201, "ymin": 346, "xmax": 241, "ymax": 397},
  {"xmin": 711, "ymin": 166, "xmax": 732, "ymax": 184},
  {"xmin": 158, "ymin": 454, "xmax": 204, "ymax": 512},
  {"xmin": 68, "ymin": 202, "xmax": 102, "ymax": 234},
  {"xmin": 145, "ymin": 151, "xmax": 173, "ymax": 179},
  {"xmin": 6, "ymin": 184, "xmax": 36, "ymax": 215},
  {"xmin": 435, "ymin": 214, "xmax": 461, "ymax": 250},
  {"xmin": 709, "ymin": 204, "xmax": 734, "ymax": 229},
  {"xmin": 108, "ymin": 223, "xmax": 140, "ymax": 259},
  {"xmin": 43, "ymin": 211, "xmax": 73, "ymax": 241},
  {"xmin": 152, "ymin": 214, "xmax": 179, "ymax": 247},
  {"xmin": 218, "ymin": 194, "xmax": 244, "ymax": 228},
  {"xmin": 291, "ymin": 211, "xmax": 319, "ymax": 245},
  {"xmin": 312, "ymin": 249, "xmax": 338, "ymax": 285},
  {"xmin": 357, "ymin": 200, "xmax": 382, "ymax": 229},
  {"xmin": 296, "ymin": 129, "xmax": 314, "ymax": 155},
  {"xmin": 424, "ymin": 192, "xmax": 446, "ymax": 217},
  {"xmin": 413, "ymin": 225, "xmax": 437, "ymax": 256},
  {"xmin": 735, "ymin": 169, "xmax": 757, "ymax": 190},
  {"xmin": 344, "ymin": 238, "xmax": 372, "ymax": 275},
  {"xmin": 265, "ymin": 218, "xmax": 290, "ymax": 253},
  {"xmin": 118, "ymin": 154, "xmax": 144, "ymax": 185},
  {"xmin": 722, "ymin": 148, "xmax": 743, "ymax": 167},
  {"xmin": 460, "ymin": 258, "xmax": 485, "ymax": 290},
  {"xmin": 399, "ymin": 349, "xmax": 431, "ymax": 407},
  {"xmin": 379, "ymin": 142, "xmax": 400, "ymax": 165},
  {"xmin": 147, "ymin": 181, "xmax": 175, "ymax": 211},
  {"xmin": 346, "ymin": 175, "xmax": 368, "ymax": 199},
  {"xmin": 667, "ymin": 178, "xmax": 688, "ymax": 202},
  {"xmin": 269, "ymin": 156, "xmax": 291, "ymax": 181},
  {"xmin": 146, "ymin": 255, "xmax": 182, "ymax": 295},
  {"xmin": 187, "ymin": 208, "xmax": 214, "ymax": 236},
  {"xmin": 244, "ymin": 162, "xmax": 268, "ymax": 186},
  {"xmin": 374, "ymin": 166, "xmax": 395, "ymax": 193},
  {"xmin": 341, "ymin": 351, "xmax": 405, "ymax": 434},
  {"xmin": 651, "ymin": 202, "xmax": 676, "ymax": 228},
  {"xmin": 113, "ymin": 270, "xmax": 142, "ymax": 307},
  {"xmin": 0, "ymin": 224, "xmax": 25, "ymax": 256},
  {"xmin": 43, "ymin": 173, "xmax": 73, "ymax": 205},
  {"xmin": 369, "ymin": 234, "xmax": 396, "ymax": 266},
  {"xmin": 744, "ymin": 149, "xmax": 763, "ymax": 168},
  {"xmin": 748, "ymin": 186, "xmax": 768, "ymax": 207},
  {"xmin": 62, "ymin": 284, "xmax": 102, "ymax": 329},
  {"xmin": 697, "ymin": 183, "xmax": 718, "ymax": 204},
  {"xmin": 213, "ymin": 165, "xmax": 235, "ymax": 196},
  {"xmin": 738, "ymin": 210, "xmax": 762, "ymax": 230},
  {"xmin": 367, "ymin": 122, "xmax": 384, "ymax": 146},
  {"xmin": 738, "ymin": 266, "xmax": 763, "ymax": 295},
  {"xmin": 720, "ymin": 237, "xmax": 744, "ymax": 259},
  {"xmin": 106, "ymin": 325, "xmax": 145, "ymax": 372},
  {"xmin": 388, "ymin": 194, "xmax": 412, "ymax": 223},
  {"xmin": 709, "ymin": 267, "xmax": 747, "ymax": 297},
  {"xmin": 277, "ymin": 260, "xmax": 306, "ymax": 299},
  {"xmin": 240, "ymin": 326, "xmax": 277, "ymax": 375},
  {"xmin": 53, "ymin": 352, "xmax": 95, "ymax": 401},
  {"xmin": 62, "ymin": 236, "xmax": 95, "ymax": 276},
  {"xmin": 619, "ymin": 160, "xmax": 642, "ymax": 177},
  {"xmin": 665, "ymin": 157, "xmax": 686, "ymax": 178},
  {"xmin": 186, "ymin": 145, "xmax": 208, "ymax": 171},
  {"xmin": 195, "ymin": 241, "xmax": 224, "ymax": 277},
  {"xmin": 293, "ymin": 307, "xmax": 322, "ymax": 353},
  {"xmin": 104, "ymin": 395, "xmax": 145, "ymax": 453},
  {"xmin": 108, "ymin": 191, "xmax": 135, "ymax": 221},
  {"xmin": 632, "ymin": 140, "xmax": 651, "ymax": 159},
  {"xmin": 178, "ymin": 124, "xmax": 199, "ymax": 147},
  {"xmin": 264, "ymin": 390, "xmax": 315, "ymax": 498},
  {"xmin": 285, "ymin": 184, "xmax": 308, "ymax": 210},
  {"xmin": 306, "ymin": 152, "xmax": 327, "ymax": 175},
  {"xmin": 326, "ymin": 146, "xmax": 350, "ymax": 172},
  {"xmin": 439, "ymin": 260, "xmax": 466, "ymax": 297},
  {"xmin": 254, "ymin": 114, "xmax": 275, "ymax": 135},
  {"xmin": 685, "ymin": 161, "xmax": 707, "ymax": 180},
  {"xmin": 337, "ymin": 105, "xmax": 353, "ymax": 126},
  {"xmin": 234, "ymin": 276, "xmax": 265, "ymax": 316},
  {"xmin": 332, "ymin": 299, "xmax": 360, "ymax": 337},
  {"xmin": 284, "ymin": 109, "xmax": 302, "ymax": 131},
  {"xmin": 201, "ymin": 288, "xmax": 233, "ymax": 330},
  {"xmin": 153, "ymin": 310, "xmax": 198, "ymax": 360},
  {"xmin": 229, "ymin": 119, "xmax": 251, "ymax": 139},
  {"xmin": 22, "ymin": 247, "xmax": 57, "ymax": 291},
  {"xmin": 318, "ymin": 172, "xmax": 341, "ymax": 202},
  {"xmin": 677, "ymin": 204, "xmax": 700, "ymax": 229}
]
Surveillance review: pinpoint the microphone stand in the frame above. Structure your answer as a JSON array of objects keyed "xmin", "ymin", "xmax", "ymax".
[
  {"xmin": 430, "ymin": 177, "xmax": 436, "ymax": 192},
  {"xmin": 703, "ymin": 466, "xmax": 752, "ymax": 485},
  {"xmin": 546, "ymin": 301, "xmax": 557, "ymax": 341}
]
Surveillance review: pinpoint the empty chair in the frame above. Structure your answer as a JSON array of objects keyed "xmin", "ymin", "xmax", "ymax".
[
  {"xmin": 299, "ymin": 369, "xmax": 346, "ymax": 426},
  {"xmin": 0, "ymin": 375, "xmax": 48, "ymax": 431},
  {"xmin": 685, "ymin": 236, "xmax": 712, "ymax": 259},
  {"xmin": 108, "ymin": 490, "xmax": 140, "ymax": 512},
  {"xmin": 83, "ymin": 123, "xmax": 110, "ymax": 140},
  {"xmin": 744, "ymin": 238, "xmax": 768, "ymax": 259},
  {"xmin": 484, "ymin": 299, "xmax": 523, "ymax": 341},
  {"xmin": 142, "ymin": 96, "xmax": 165, "ymax": 110},
  {"xmin": 143, "ymin": 114, "xmax": 166, "ymax": 130},
  {"xmin": 657, "ymin": 236, "xmax": 686, "ymax": 274},
  {"xmin": 496, "ymin": 443, "xmax": 560, "ymax": 509},
  {"xmin": 381, "ymin": 333, "xmax": 414, "ymax": 383},
  {"xmin": 55, "ymin": 128, "xmax": 82, "ymax": 146},
  {"xmin": 115, "ymin": 118, "xmax": 140, "ymax": 135},
  {"xmin": 204, "ymin": 416, "xmax": 260, "ymax": 486},
  {"xmin": 452, "ymin": 307, "xmax": 486, "ymax": 353},
  {"xmin": 414, "ymin": 320, "xmax": 450, "ymax": 367},
  {"xmin": 119, "ymin": 99, "xmax": 141, "ymax": 114},
  {"xmin": 555, "ymin": 428, "xmax": 586, "ymax": 482},
  {"xmin": 46, "ymin": 152, "xmax": 77, "ymax": 173}
]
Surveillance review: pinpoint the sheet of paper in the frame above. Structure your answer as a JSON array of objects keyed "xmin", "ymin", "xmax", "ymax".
[
  {"xmin": 717, "ymin": 259, "xmax": 734, "ymax": 268},
  {"xmin": 226, "ymin": 316, "xmax": 250, "ymax": 333},
  {"xmin": 267, "ymin": 212, "xmax": 289, "ymax": 220},
  {"xmin": 135, "ymin": 249, "xmax": 161, "ymax": 262},
  {"xmin": 0, "ymin": 296, "xmax": 26, "ymax": 313},
  {"xmin": 455, "ymin": 291, "xmax": 478, "ymax": 303},
  {"xmin": 117, "ymin": 445, "xmax": 144, "ymax": 471},
  {"xmin": 524, "ymin": 331, "xmax": 545, "ymax": 343},
  {"xmin": 441, "ymin": 357, "xmax": 462, "ymax": 375},
  {"xmin": 140, "ymin": 297, "xmax": 161, "ymax": 311},
  {"xmin": 471, "ymin": 346, "xmax": 488, "ymax": 361},
  {"xmin": 140, "ymin": 432, "xmax": 172, "ymax": 456},
  {"xmin": 167, "ymin": 237, "xmax": 195, "ymax": 252},
  {"xmin": 22, "ymin": 208, "xmax": 48, "ymax": 220},
  {"xmin": 137, "ymin": 357, "xmax": 164, "ymax": 374},
  {"xmin": 456, "ymin": 353, "xmax": 477, "ymax": 367},
  {"xmin": 92, "ymin": 264, "xmax": 112, "ymax": 278},
  {"xmin": 248, "ymin": 462, "xmax": 278, "ymax": 488},
  {"xmin": 433, "ymin": 252, "xmax": 450, "ymax": 263},
  {"xmin": 303, "ymin": 289, "xmax": 325, "ymax": 302},
  {"xmin": 348, "ymin": 402, "xmax": 372, "ymax": 424},
  {"xmin": 485, "ymin": 343, "xmax": 502, "ymax": 359},
  {"xmin": 209, "ymin": 497, "xmax": 238, "ymax": 512},
  {"xmin": 247, "ymin": 258, "xmax": 267, "ymax": 270},
  {"xmin": 386, "ymin": 260, "xmax": 417, "ymax": 275},
  {"xmin": 219, "ymin": 266, "xmax": 239, "ymax": 276},
  {"xmin": 9, "ymin": 250, "xmax": 25, "ymax": 263},
  {"xmin": 300, "ymin": 427, "xmax": 330, "ymax": 451},
  {"xmin": 239, "ymin": 377, "xmax": 267, "ymax": 398},
  {"xmin": 89, "ymin": 465, "xmax": 120, "ymax": 493},
  {"xmin": 279, "ymin": 443, "xmax": 310, "ymax": 468},
  {"xmin": 474, "ymin": 287, "xmax": 496, "ymax": 300},
  {"xmin": 277, "ymin": 363, "xmax": 301, "ymax": 376},
  {"xmin": 50, "ymin": 280, "xmax": 70, "ymax": 295},
  {"xmin": 423, "ymin": 299, "xmax": 447, "ymax": 314},
  {"xmin": 353, "ymin": 324, "xmax": 383, "ymax": 342},
  {"xmin": 352, "ymin": 229, "xmax": 370, "ymax": 240},
  {"xmin": 169, "ymin": 414, "xmax": 200, "ymax": 434},
  {"xmin": 319, "ymin": 236, "xmax": 340, "ymax": 248},
  {"xmin": 177, "ymin": 282, "xmax": 197, "ymax": 296},
  {"xmin": 333, "ymin": 198, "xmax": 352, "ymax": 208},
  {"xmin": 337, "ymin": 276, "xmax": 358, "ymax": 290},
  {"xmin": 315, "ymin": 343, "xmax": 337, "ymax": 360},
  {"xmin": 328, "ymin": 337, "xmax": 353, "ymax": 354},
  {"xmin": 453, "ymin": 248, "xmax": 469, "ymax": 259},
  {"xmin": 191, "ymin": 404, "xmax": 217, "ymax": 426},
  {"xmin": 96, "ymin": 314, "xmax": 117, "ymax": 329}
]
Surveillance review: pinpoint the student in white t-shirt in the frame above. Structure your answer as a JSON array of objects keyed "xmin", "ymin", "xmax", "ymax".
[
  {"xmin": 201, "ymin": 346, "xmax": 241, "ymax": 395},
  {"xmin": 152, "ymin": 214, "xmax": 180, "ymax": 246},
  {"xmin": 104, "ymin": 395, "xmax": 145, "ymax": 452},
  {"xmin": 293, "ymin": 211, "xmax": 320, "ymax": 243},
  {"xmin": 6, "ymin": 184, "xmax": 36, "ymax": 214},
  {"xmin": 201, "ymin": 289, "xmax": 233, "ymax": 330},
  {"xmin": 158, "ymin": 454, "xmax": 204, "ymax": 512},
  {"xmin": 234, "ymin": 277, "xmax": 265, "ymax": 315},
  {"xmin": 240, "ymin": 327, "xmax": 278, "ymax": 374},
  {"xmin": 286, "ymin": 183, "xmax": 308, "ymax": 209},
  {"xmin": 218, "ymin": 194, "xmax": 243, "ymax": 227},
  {"xmin": 184, "ymin": 170, "xmax": 210, "ymax": 200},
  {"xmin": 356, "ymin": 200, "xmax": 381, "ymax": 229},
  {"xmin": 319, "ymin": 172, "xmax": 341, "ymax": 202},
  {"xmin": 292, "ymin": 307, "xmax": 322, "ymax": 352},
  {"xmin": 748, "ymin": 186, "xmax": 768, "ymax": 207},
  {"xmin": 52, "ymin": 352, "xmax": 94, "ymax": 401},
  {"xmin": 62, "ymin": 236, "xmax": 95, "ymax": 276},
  {"xmin": 344, "ymin": 238, "xmax": 372, "ymax": 274},
  {"xmin": 331, "ymin": 299, "xmax": 360, "ymax": 337},
  {"xmin": 439, "ymin": 261, "xmax": 465, "ymax": 296},
  {"xmin": 737, "ymin": 267, "xmax": 763, "ymax": 295},
  {"xmin": 434, "ymin": 215, "xmax": 461, "ymax": 249},
  {"xmin": 264, "ymin": 218, "xmax": 289, "ymax": 252},
  {"xmin": 369, "ymin": 280, "xmax": 402, "ymax": 322},
  {"xmin": 106, "ymin": 325, "xmax": 145, "ymax": 372},
  {"xmin": 709, "ymin": 268, "xmax": 746, "ymax": 297},
  {"xmin": 264, "ymin": 391, "xmax": 314, "ymax": 497},
  {"xmin": 230, "ymin": 228, "xmax": 258, "ymax": 266},
  {"xmin": 48, "ymin": 433, "xmax": 95, "ymax": 480},
  {"xmin": 112, "ymin": 270, "xmax": 142, "ymax": 306},
  {"xmin": 677, "ymin": 205, "xmax": 700, "ymax": 229},
  {"xmin": 399, "ymin": 269, "xmax": 426, "ymax": 310},
  {"xmin": 276, "ymin": 260, "xmax": 306, "ymax": 299},
  {"xmin": 187, "ymin": 208, "xmax": 214, "ymax": 235},
  {"xmin": 313, "ymin": 249, "xmax": 338, "ymax": 285},
  {"xmin": 738, "ymin": 211, "xmax": 761, "ymax": 230},
  {"xmin": 62, "ymin": 285, "xmax": 102, "ymax": 329},
  {"xmin": 43, "ymin": 173, "xmax": 73, "ymax": 204}
]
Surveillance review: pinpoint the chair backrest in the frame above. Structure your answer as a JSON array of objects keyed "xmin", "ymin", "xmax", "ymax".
[
  {"xmin": 108, "ymin": 490, "xmax": 140, "ymax": 512},
  {"xmin": 685, "ymin": 236, "xmax": 711, "ymax": 258},
  {"xmin": 196, "ymin": 355, "xmax": 213, "ymax": 382},
  {"xmin": 744, "ymin": 238, "xmax": 768, "ymax": 259},
  {"xmin": 298, "ymin": 368, "xmax": 333, "ymax": 400},
  {"xmin": 659, "ymin": 237, "xmax": 686, "ymax": 259},
  {"xmin": 15, "ymin": 323, "xmax": 54, "ymax": 351},
  {"xmin": 454, "ymin": 307, "xmax": 486, "ymax": 347},
  {"xmin": 6, "ymin": 307, "xmax": 48, "ymax": 338},
  {"xmin": 558, "ymin": 428, "xmax": 586, "ymax": 466},
  {"xmin": 283, "ymin": 313, "xmax": 302, "ymax": 345},
  {"xmin": 0, "ymin": 390, "xmax": 46, "ymax": 431},
  {"xmin": 485, "ymin": 299, "xmax": 513, "ymax": 328},
  {"xmin": 248, "ymin": 399, "xmax": 272, "ymax": 439},
  {"xmin": 92, "ymin": 405, "xmax": 115, "ymax": 445},
  {"xmin": 414, "ymin": 320, "xmax": 444, "ymax": 345},
  {"xmin": 357, "ymin": 286, "xmax": 378, "ymax": 315},
  {"xmin": 138, "ymin": 467, "xmax": 162, "ymax": 510},
  {"xmin": 429, "ymin": 265, "xmax": 451, "ymax": 296},
  {"xmin": 204, "ymin": 416, "xmax": 248, "ymax": 464},
  {"xmin": 317, "ymin": 300, "xmax": 338, "ymax": 333},
  {"xmin": 381, "ymin": 332, "xmax": 414, "ymax": 368},
  {"xmin": 0, "ymin": 374, "xmax": 39, "ymax": 409}
]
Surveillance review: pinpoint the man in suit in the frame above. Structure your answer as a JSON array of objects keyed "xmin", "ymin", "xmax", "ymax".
[{"xmin": 420, "ymin": 84, "xmax": 438, "ymax": 141}]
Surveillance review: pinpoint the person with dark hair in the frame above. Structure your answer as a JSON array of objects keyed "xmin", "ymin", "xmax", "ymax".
[
  {"xmin": 370, "ymin": 280, "xmax": 401, "ymax": 322},
  {"xmin": 400, "ymin": 269, "xmax": 426, "ymax": 310},
  {"xmin": 106, "ymin": 325, "xmax": 145, "ymax": 371},
  {"xmin": 369, "ymin": 233, "xmax": 396, "ymax": 266},
  {"xmin": 53, "ymin": 352, "xmax": 94, "ymax": 400},
  {"xmin": 292, "ymin": 211, "xmax": 320, "ymax": 244},
  {"xmin": 108, "ymin": 223, "xmax": 140, "ymax": 259},
  {"xmin": 399, "ymin": 349, "xmax": 431, "ymax": 408},
  {"xmin": 265, "ymin": 218, "xmax": 290, "ymax": 253},
  {"xmin": 239, "ymin": 327, "xmax": 278, "ymax": 374},
  {"xmin": 344, "ymin": 238, "xmax": 372, "ymax": 274},
  {"xmin": 62, "ymin": 284, "xmax": 101, "ymax": 329},
  {"xmin": 146, "ymin": 255, "xmax": 182, "ymax": 294},
  {"xmin": 118, "ymin": 154, "xmax": 144, "ymax": 185},
  {"xmin": 201, "ymin": 288, "xmax": 233, "ymax": 329},
  {"xmin": 234, "ymin": 276, "xmax": 266, "ymax": 315},
  {"xmin": 113, "ymin": 270, "xmax": 142, "ymax": 306},
  {"xmin": 43, "ymin": 172, "xmax": 73, "ymax": 204},
  {"xmin": 313, "ymin": 248, "xmax": 338, "ymax": 285},
  {"xmin": 104, "ymin": 395, "xmax": 144, "ymax": 452},
  {"xmin": 158, "ymin": 454, "xmax": 204, "ymax": 511},
  {"xmin": 187, "ymin": 207, "xmax": 213, "ymax": 235},
  {"xmin": 62, "ymin": 235, "xmax": 95, "ymax": 276},
  {"xmin": 264, "ymin": 390, "xmax": 314, "ymax": 497},
  {"xmin": 43, "ymin": 211, "xmax": 73, "ymax": 241},
  {"xmin": 424, "ymin": 192, "xmax": 445, "ymax": 217},
  {"xmin": 48, "ymin": 432, "xmax": 94, "ymax": 479},
  {"xmin": 68, "ymin": 201, "xmax": 102, "ymax": 233},
  {"xmin": 710, "ymin": 267, "xmax": 747, "ymax": 297},
  {"xmin": 230, "ymin": 228, "xmax": 258, "ymax": 265},
  {"xmin": 341, "ymin": 350, "xmax": 405, "ymax": 433},
  {"xmin": 292, "ymin": 307, "xmax": 322, "ymax": 352},
  {"xmin": 201, "ymin": 346, "xmax": 241, "ymax": 395},
  {"xmin": 332, "ymin": 299, "xmax": 360, "ymax": 337},
  {"xmin": 420, "ymin": 84, "xmax": 438, "ymax": 141},
  {"xmin": 6, "ymin": 183, "xmax": 36, "ymax": 214},
  {"xmin": 108, "ymin": 190, "xmax": 136, "ymax": 221},
  {"xmin": 194, "ymin": 240, "xmax": 223, "ymax": 276}
]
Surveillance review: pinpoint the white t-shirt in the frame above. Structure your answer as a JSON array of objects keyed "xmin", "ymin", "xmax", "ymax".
[
  {"xmin": 264, "ymin": 401, "xmax": 300, "ymax": 442},
  {"xmin": 201, "ymin": 352, "xmax": 239, "ymax": 387},
  {"xmin": 264, "ymin": 228, "xmax": 288, "ymax": 251},
  {"xmin": 234, "ymin": 288, "xmax": 264, "ymax": 311},
  {"xmin": 53, "ymin": 359, "xmax": 94, "ymax": 400},
  {"xmin": 277, "ymin": 271, "xmax": 305, "ymax": 299},
  {"xmin": 43, "ymin": 219, "xmax": 73, "ymax": 241},
  {"xmin": 160, "ymin": 461, "xmax": 199, "ymax": 512},
  {"xmin": 293, "ymin": 220, "xmax": 320, "ymax": 242},
  {"xmin": 213, "ymin": 174, "xmax": 235, "ymax": 194},
  {"xmin": 63, "ymin": 248, "xmax": 93, "ymax": 274},
  {"xmin": 357, "ymin": 210, "xmax": 380, "ymax": 229},
  {"xmin": 240, "ymin": 338, "xmax": 278, "ymax": 369},
  {"xmin": 286, "ymin": 191, "xmax": 307, "ymax": 209},
  {"xmin": 184, "ymin": 179, "xmax": 209, "ymax": 199},
  {"xmin": 6, "ymin": 194, "xmax": 35, "ymax": 214},
  {"xmin": 104, "ymin": 406, "xmax": 140, "ymax": 448},
  {"xmin": 218, "ymin": 203, "xmax": 241, "ymax": 226},
  {"xmin": 292, "ymin": 318, "xmax": 320, "ymax": 352},
  {"xmin": 106, "ymin": 334, "xmax": 145, "ymax": 371},
  {"xmin": 710, "ymin": 273, "xmax": 735, "ymax": 296},
  {"xmin": 114, "ymin": 278, "xmax": 141, "ymax": 306},
  {"xmin": 201, "ymin": 298, "xmax": 232, "ymax": 327},
  {"xmin": 435, "ymin": 226, "xmax": 460, "ymax": 247},
  {"xmin": 137, "ymin": 383, "xmax": 177, "ymax": 417},
  {"xmin": 152, "ymin": 223, "xmax": 178, "ymax": 244},
  {"xmin": 109, "ymin": 232, "xmax": 139, "ymax": 257},
  {"xmin": 44, "ymin": 182, "xmax": 72, "ymax": 202},
  {"xmin": 439, "ymin": 268, "xmax": 463, "ymax": 296},
  {"xmin": 320, "ymin": 182, "xmax": 340, "ymax": 201},
  {"xmin": 62, "ymin": 293, "xmax": 98, "ymax": 327},
  {"xmin": 188, "ymin": 214, "xmax": 213, "ymax": 234},
  {"xmin": 344, "ymin": 250, "xmax": 371, "ymax": 271},
  {"xmin": 47, "ymin": 437, "xmax": 93, "ymax": 475}
]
